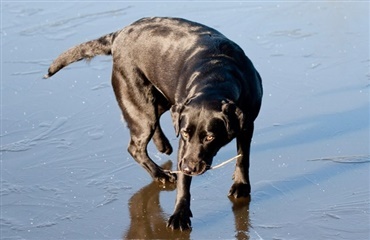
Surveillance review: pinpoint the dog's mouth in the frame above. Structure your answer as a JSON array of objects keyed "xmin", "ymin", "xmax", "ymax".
[{"xmin": 179, "ymin": 160, "xmax": 210, "ymax": 176}]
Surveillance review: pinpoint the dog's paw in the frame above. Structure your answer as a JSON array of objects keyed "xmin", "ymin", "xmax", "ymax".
[
  {"xmin": 155, "ymin": 140, "xmax": 173, "ymax": 155},
  {"xmin": 160, "ymin": 141, "xmax": 173, "ymax": 155},
  {"xmin": 155, "ymin": 169, "xmax": 177, "ymax": 184},
  {"xmin": 167, "ymin": 208, "xmax": 193, "ymax": 231},
  {"xmin": 228, "ymin": 182, "xmax": 251, "ymax": 198},
  {"xmin": 153, "ymin": 133, "xmax": 173, "ymax": 155}
]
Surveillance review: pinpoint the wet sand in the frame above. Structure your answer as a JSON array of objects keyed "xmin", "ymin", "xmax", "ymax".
[{"xmin": 1, "ymin": 2, "xmax": 369, "ymax": 239}]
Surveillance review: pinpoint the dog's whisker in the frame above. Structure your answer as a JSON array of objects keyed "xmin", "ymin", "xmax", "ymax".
[{"xmin": 169, "ymin": 154, "xmax": 242, "ymax": 174}]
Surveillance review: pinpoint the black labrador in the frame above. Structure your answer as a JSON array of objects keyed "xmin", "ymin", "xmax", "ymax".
[{"xmin": 44, "ymin": 17, "xmax": 263, "ymax": 231}]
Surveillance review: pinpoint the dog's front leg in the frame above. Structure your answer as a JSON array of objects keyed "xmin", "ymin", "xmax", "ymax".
[
  {"xmin": 167, "ymin": 173, "xmax": 193, "ymax": 231},
  {"xmin": 228, "ymin": 122, "xmax": 254, "ymax": 198}
]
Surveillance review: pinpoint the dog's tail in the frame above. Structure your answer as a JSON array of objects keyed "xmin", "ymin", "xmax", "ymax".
[{"xmin": 43, "ymin": 32, "xmax": 116, "ymax": 78}]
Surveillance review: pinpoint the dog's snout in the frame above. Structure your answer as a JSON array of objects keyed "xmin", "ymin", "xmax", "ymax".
[
  {"xmin": 182, "ymin": 164, "xmax": 194, "ymax": 175},
  {"xmin": 180, "ymin": 159, "xmax": 194, "ymax": 174},
  {"xmin": 179, "ymin": 159, "xmax": 207, "ymax": 176}
]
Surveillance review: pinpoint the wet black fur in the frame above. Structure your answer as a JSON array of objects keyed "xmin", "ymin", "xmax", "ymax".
[{"xmin": 45, "ymin": 17, "xmax": 263, "ymax": 231}]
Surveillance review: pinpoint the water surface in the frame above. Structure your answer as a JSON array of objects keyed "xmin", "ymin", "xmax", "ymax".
[{"xmin": 1, "ymin": 2, "xmax": 369, "ymax": 239}]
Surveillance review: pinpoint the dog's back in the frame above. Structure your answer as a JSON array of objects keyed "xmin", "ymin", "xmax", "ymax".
[{"xmin": 113, "ymin": 17, "xmax": 255, "ymax": 104}]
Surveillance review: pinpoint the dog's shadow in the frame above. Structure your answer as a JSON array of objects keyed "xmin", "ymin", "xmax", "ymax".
[{"xmin": 123, "ymin": 161, "xmax": 251, "ymax": 239}]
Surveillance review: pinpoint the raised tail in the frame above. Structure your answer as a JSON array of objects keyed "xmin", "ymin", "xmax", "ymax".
[{"xmin": 44, "ymin": 32, "xmax": 116, "ymax": 78}]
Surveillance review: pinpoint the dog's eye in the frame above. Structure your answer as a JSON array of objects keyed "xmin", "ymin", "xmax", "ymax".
[
  {"xmin": 181, "ymin": 130, "xmax": 190, "ymax": 139},
  {"xmin": 205, "ymin": 135, "xmax": 214, "ymax": 142}
]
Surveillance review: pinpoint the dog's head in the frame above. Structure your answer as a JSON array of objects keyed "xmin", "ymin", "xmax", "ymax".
[{"xmin": 171, "ymin": 98, "xmax": 244, "ymax": 176}]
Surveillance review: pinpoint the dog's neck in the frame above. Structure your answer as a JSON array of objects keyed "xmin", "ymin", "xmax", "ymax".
[{"xmin": 186, "ymin": 84, "xmax": 240, "ymax": 108}]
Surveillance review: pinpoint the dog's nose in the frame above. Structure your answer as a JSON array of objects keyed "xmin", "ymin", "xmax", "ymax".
[
  {"xmin": 181, "ymin": 163, "xmax": 195, "ymax": 175},
  {"xmin": 179, "ymin": 158, "xmax": 208, "ymax": 176},
  {"xmin": 183, "ymin": 167, "xmax": 192, "ymax": 175}
]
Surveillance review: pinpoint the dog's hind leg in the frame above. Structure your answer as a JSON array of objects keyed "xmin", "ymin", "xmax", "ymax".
[{"xmin": 111, "ymin": 67, "xmax": 176, "ymax": 183}]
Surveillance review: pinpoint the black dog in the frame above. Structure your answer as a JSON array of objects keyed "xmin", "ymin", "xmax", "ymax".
[{"xmin": 44, "ymin": 17, "xmax": 262, "ymax": 231}]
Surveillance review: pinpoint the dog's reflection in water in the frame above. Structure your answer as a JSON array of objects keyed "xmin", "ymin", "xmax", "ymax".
[
  {"xmin": 123, "ymin": 161, "xmax": 190, "ymax": 239},
  {"xmin": 230, "ymin": 197, "xmax": 251, "ymax": 239},
  {"xmin": 123, "ymin": 161, "xmax": 251, "ymax": 239}
]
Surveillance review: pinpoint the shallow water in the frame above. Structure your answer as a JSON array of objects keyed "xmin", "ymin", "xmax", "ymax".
[{"xmin": 1, "ymin": 2, "xmax": 369, "ymax": 239}]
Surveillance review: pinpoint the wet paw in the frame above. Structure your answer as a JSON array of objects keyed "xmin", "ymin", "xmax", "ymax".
[
  {"xmin": 167, "ymin": 208, "xmax": 193, "ymax": 231},
  {"xmin": 228, "ymin": 182, "xmax": 251, "ymax": 198},
  {"xmin": 154, "ymin": 169, "xmax": 177, "ymax": 184},
  {"xmin": 161, "ymin": 141, "xmax": 173, "ymax": 155},
  {"xmin": 155, "ymin": 141, "xmax": 173, "ymax": 155},
  {"xmin": 153, "ymin": 133, "xmax": 173, "ymax": 155}
]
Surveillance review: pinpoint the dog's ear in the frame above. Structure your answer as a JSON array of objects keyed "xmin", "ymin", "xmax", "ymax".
[
  {"xmin": 170, "ymin": 104, "xmax": 184, "ymax": 137},
  {"xmin": 221, "ymin": 100, "xmax": 244, "ymax": 136}
]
